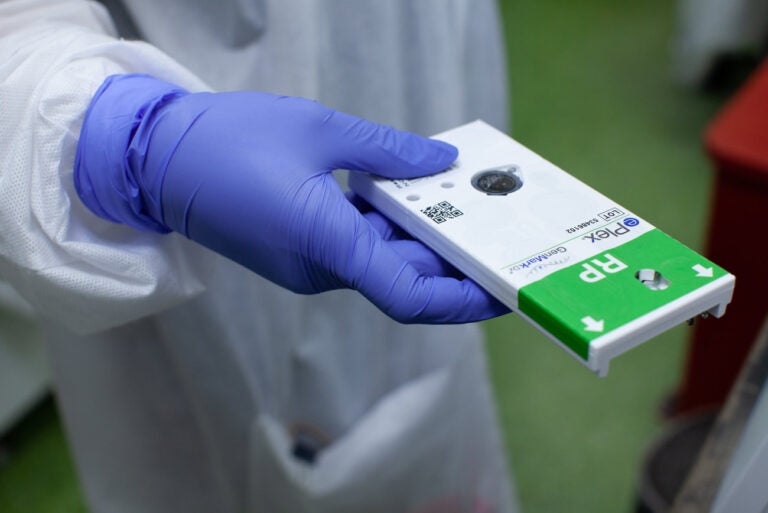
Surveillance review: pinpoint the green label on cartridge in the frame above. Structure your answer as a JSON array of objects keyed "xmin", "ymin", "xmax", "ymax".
[{"xmin": 518, "ymin": 229, "xmax": 728, "ymax": 360}]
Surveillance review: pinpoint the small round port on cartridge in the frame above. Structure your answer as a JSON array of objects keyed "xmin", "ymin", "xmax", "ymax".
[
  {"xmin": 471, "ymin": 166, "xmax": 522, "ymax": 195},
  {"xmin": 635, "ymin": 269, "xmax": 670, "ymax": 291}
]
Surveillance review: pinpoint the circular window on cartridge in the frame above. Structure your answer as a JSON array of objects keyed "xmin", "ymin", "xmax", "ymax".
[
  {"xmin": 635, "ymin": 269, "xmax": 670, "ymax": 291},
  {"xmin": 471, "ymin": 166, "xmax": 522, "ymax": 195}
]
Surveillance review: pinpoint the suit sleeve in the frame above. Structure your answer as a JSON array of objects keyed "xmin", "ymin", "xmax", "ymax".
[{"xmin": 0, "ymin": 0, "xmax": 218, "ymax": 334}]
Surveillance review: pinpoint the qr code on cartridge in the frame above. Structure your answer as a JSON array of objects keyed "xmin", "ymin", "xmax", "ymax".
[{"xmin": 420, "ymin": 201, "xmax": 463, "ymax": 224}]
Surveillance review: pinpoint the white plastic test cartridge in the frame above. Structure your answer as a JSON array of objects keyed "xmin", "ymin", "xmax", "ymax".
[{"xmin": 349, "ymin": 120, "xmax": 735, "ymax": 376}]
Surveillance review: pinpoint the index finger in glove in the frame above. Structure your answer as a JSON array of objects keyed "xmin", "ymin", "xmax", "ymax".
[{"xmin": 342, "ymin": 220, "xmax": 509, "ymax": 324}]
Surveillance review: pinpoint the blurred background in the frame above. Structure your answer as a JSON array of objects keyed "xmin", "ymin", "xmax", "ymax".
[{"xmin": 1, "ymin": 0, "xmax": 766, "ymax": 511}]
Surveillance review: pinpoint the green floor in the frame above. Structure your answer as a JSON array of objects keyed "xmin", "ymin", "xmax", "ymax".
[
  {"xmin": 0, "ymin": 1, "xmax": 735, "ymax": 512},
  {"xmin": 488, "ymin": 0, "xmax": 727, "ymax": 512}
]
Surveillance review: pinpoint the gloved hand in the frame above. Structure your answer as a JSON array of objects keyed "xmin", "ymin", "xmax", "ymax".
[{"xmin": 74, "ymin": 74, "xmax": 509, "ymax": 323}]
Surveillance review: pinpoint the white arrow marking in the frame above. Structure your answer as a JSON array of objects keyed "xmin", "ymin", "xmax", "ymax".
[
  {"xmin": 692, "ymin": 264, "xmax": 714, "ymax": 278},
  {"xmin": 581, "ymin": 316, "xmax": 605, "ymax": 333}
]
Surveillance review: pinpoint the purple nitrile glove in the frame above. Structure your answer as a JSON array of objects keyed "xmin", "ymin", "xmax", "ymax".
[{"xmin": 74, "ymin": 74, "xmax": 509, "ymax": 323}]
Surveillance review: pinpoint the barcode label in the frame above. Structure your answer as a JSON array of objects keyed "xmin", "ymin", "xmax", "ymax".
[{"xmin": 420, "ymin": 201, "xmax": 463, "ymax": 224}]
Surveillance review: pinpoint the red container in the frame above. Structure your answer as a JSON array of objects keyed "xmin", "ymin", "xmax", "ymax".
[{"xmin": 675, "ymin": 59, "xmax": 768, "ymax": 414}]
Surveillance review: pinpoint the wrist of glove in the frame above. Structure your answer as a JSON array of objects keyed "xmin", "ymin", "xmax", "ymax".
[{"xmin": 74, "ymin": 73, "xmax": 509, "ymax": 324}]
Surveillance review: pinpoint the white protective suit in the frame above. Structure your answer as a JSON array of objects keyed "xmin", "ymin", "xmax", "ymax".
[
  {"xmin": 676, "ymin": 0, "xmax": 768, "ymax": 85},
  {"xmin": 0, "ymin": 1, "xmax": 516, "ymax": 512}
]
